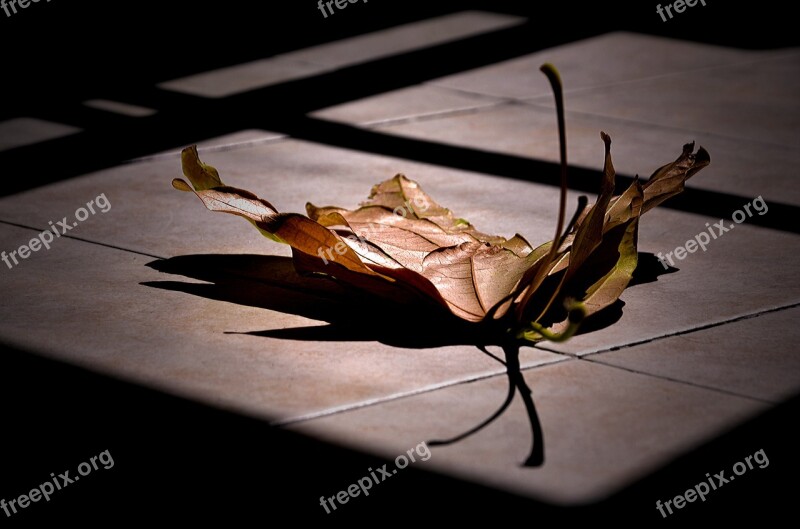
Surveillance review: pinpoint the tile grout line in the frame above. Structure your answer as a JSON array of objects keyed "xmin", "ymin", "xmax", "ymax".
[
  {"xmin": 579, "ymin": 356, "xmax": 777, "ymax": 405},
  {"xmin": 519, "ymin": 302, "xmax": 800, "ymax": 404},
  {"xmin": 586, "ymin": 47, "xmax": 799, "ymax": 89},
  {"xmin": 110, "ymin": 47, "xmax": 800, "ymax": 166},
  {"xmin": 128, "ymin": 92, "xmax": 514, "ymax": 165},
  {"xmin": 0, "ymin": 220, "xmax": 166, "ymax": 260},
  {"xmin": 521, "ymin": 101, "xmax": 798, "ymax": 151},
  {"xmin": 537, "ymin": 301, "xmax": 800, "ymax": 359},
  {"xmin": 126, "ymin": 135, "xmax": 291, "ymax": 165},
  {"xmin": 154, "ymin": 13, "xmax": 528, "ymax": 99},
  {"xmin": 271, "ymin": 356, "xmax": 572, "ymax": 427},
  {"xmin": 306, "ymin": 84, "xmax": 792, "ymax": 153},
  {"xmin": 5, "ymin": 209, "xmax": 784, "ymax": 414},
  {"xmin": 520, "ymin": 47, "xmax": 800, "ymax": 100},
  {"xmin": 0, "ymin": 219, "xmax": 352, "ymax": 303},
  {"xmin": 427, "ymin": 83, "xmax": 521, "ymax": 101},
  {"xmin": 356, "ymin": 100, "xmax": 513, "ymax": 129},
  {"xmin": 3, "ymin": 228, "xmax": 790, "ymax": 421},
  {"xmin": 277, "ymin": 309, "xmax": 784, "ymax": 427}
]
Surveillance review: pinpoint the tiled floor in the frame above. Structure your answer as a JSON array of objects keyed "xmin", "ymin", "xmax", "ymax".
[{"xmin": 1, "ymin": 10, "xmax": 798, "ymax": 521}]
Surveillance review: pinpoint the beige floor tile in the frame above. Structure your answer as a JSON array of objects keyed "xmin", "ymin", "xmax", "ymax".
[
  {"xmin": 540, "ymin": 206, "xmax": 800, "ymax": 355},
  {"xmin": 374, "ymin": 102, "xmax": 800, "ymax": 205},
  {"xmin": 0, "ymin": 223, "xmax": 564, "ymax": 423},
  {"xmin": 158, "ymin": 56, "xmax": 333, "ymax": 98},
  {"xmin": 310, "ymin": 85, "xmax": 504, "ymax": 126},
  {"xmin": 430, "ymin": 32, "xmax": 764, "ymax": 99},
  {"xmin": 132, "ymin": 129, "xmax": 287, "ymax": 162},
  {"xmin": 289, "ymin": 359, "xmax": 765, "ymax": 504},
  {"xmin": 527, "ymin": 50, "xmax": 800, "ymax": 148},
  {"xmin": 0, "ymin": 136, "xmax": 579, "ymax": 260},
  {"xmin": 589, "ymin": 306, "xmax": 800, "ymax": 402},
  {"xmin": 82, "ymin": 99, "xmax": 158, "ymax": 117},
  {"xmin": 157, "ymin": 11, "xmax": 525, "ymax": 98},
  {"xmin": 283, "ymin": 11, "xmax": 526, "ymax": 69},
  {"xmin": 2, "ymin": 132, "xmax": 796, "ymax": 356},
  {"xmin": 0, "ymin": 117, "xmax": 82, "ymax": 152}
]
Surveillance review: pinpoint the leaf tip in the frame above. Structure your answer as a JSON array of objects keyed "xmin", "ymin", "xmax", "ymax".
[
  {"xmin": 696, "ymin": 145, "xmax": 711, "ymax": 165},
  {"xmin": 539, "ymin": 63, "xmax": 561, "ymax": 81},
  {"xmin": 172, "ymin": 178, "xmax": 193, "ymax": 192},
  {"xmin": 180, "ymin": 144, "xmax": 199, "ymax": 165}
]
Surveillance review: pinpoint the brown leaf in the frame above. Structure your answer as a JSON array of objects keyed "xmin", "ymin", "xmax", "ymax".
[{"xmin": 171, "ymin": 66, "xmax": 710, "ymax": 343}]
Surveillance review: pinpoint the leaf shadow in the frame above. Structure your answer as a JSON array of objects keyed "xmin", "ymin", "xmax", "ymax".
[
  {"xmin": 143, "ymin": 254, "xmax": 486, "ymax": 348},
  {"xmin": 143, "ymin": 251, "xmax": 674, "ymax": 467},
  {"xmin": 570, "ymin": 252, "xmax": 679, "ymax": 334}
]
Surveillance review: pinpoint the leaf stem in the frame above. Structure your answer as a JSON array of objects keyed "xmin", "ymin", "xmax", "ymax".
[
  {"xmin": 514, "ymin": 64, "xmax": 569, "ymax": 323},
  {"xmin": 541, "ymin": 64, "xmax": 569, "ymax": 251},
  {"xmin": 517, "ymin": 300, "xmax": 586, "ymax": 343}
]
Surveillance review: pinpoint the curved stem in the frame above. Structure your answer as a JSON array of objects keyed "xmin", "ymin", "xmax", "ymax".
[
  {"xmin": 428, "ymin": 343, "xmax": 546, "ymax": 468},
  {"xmin": 515, "ymin": 64, "xmax": 569, "ymax": 322},
  {"xmin": 427, "ymin": 368, "xmax": 516, "ymax": 446}
]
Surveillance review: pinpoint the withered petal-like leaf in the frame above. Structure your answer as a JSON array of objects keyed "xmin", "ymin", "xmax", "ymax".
[
  {"xmin": 642, "ymin": 141, "xmax": 710, "ymax": 213},
  {"xmin": 172, "ymin": 64, "xmax": 710, "ymax": 344},
  {"xmin": 581, "ymin": 217, "xmax": 639, "ymax": 316},
  {"xmin": 418, "ymin": 241, "xmax": 535, "ymax": 322},
  {"xmin": 566, "ymin": 131, "xmax": 617, "ymax": 277},
  {"xmin": 174, "ymin": 155, "xmax": 382, "ymax": 277}
]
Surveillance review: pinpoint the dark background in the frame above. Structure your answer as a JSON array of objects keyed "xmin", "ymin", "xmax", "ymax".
[
  {"xmin": 1, "ymin": 0, "xmax": 797, "ymax": 194},
  {"xmin": 2, "ymin": 0, "xmax": 795, "ymax": 113},
  {"xmin": 1, "ymin": 0, "xmax": 797, "ymax": 524}
]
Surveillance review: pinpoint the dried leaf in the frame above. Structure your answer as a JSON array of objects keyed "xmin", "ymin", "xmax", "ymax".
[{"xmin": 171, "ymin": 65, "xmax": 710, "ymax": 343}]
